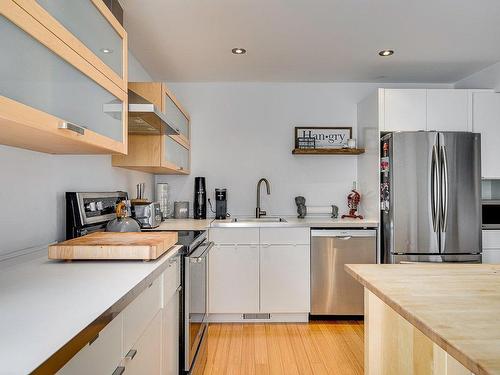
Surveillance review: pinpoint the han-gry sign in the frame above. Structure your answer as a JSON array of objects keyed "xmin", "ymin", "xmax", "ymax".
[{"xmin": 295, "ymin": 127, "xmax": 352, "ymax": 149}]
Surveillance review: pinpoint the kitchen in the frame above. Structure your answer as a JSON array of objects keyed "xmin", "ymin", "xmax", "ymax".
[{"xmin": 1, "ymin": 0, "xmax": 500, "ymax": 374}]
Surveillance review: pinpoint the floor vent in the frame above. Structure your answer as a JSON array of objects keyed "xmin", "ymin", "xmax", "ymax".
[{"xmin": 243, "ymin": 313, "xmax": 271, "ymax": 320}]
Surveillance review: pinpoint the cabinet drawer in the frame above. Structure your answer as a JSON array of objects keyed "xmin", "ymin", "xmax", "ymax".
[
  {"xmin": 260, "ymin": 227, "xmax": 310, "ymax": 245},
  {"xmin": 209, "ymin": 228, "xmax": 259, "ymax": 245},
  {"xmin": 124, "ymin": 311, "xmax": 162, "ymax": 375},
  {"xmin": 163, "ymin": 135, "xmax": 190, "ymax": 172},
  {"xmin": 123, "ymin": 276, "xmax": 161, "ymax": 353},
  {"xmin": 482, "ymin": 230, "xmax": 500, "ymax": 249},
  {"xmin": 58, "ymin": 314, "xmax": 122, "ymax": 375},
  {"xmin": 163, "ymin": 253, "xmax": 181, "ymax": 305},
  {"xmin": 14, "ymin": 0, "xmax": 126, "ymax": 90},
  {"xmin": 0, "ymin": 6, "xmax": 126, "ymax": 154},
  {"xmin": 482, "ymin": 249, "xmax": 500, "ymax": 264}
]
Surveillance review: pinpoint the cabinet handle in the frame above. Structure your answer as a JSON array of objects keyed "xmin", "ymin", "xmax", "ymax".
[
  {"xmin": 112, "ymin": 366, "xmax": 125, "ymax": 375},
  {"xmin": 125, "ymin": 349, "xmax": 137, "ymax": 360},
  {"xmin": 178, "ymin": 166, "xmax": 184, "ymax": 170},
  {"xmin": 58, "ymin": 121, "xmax": 85, "ymax": 135}
]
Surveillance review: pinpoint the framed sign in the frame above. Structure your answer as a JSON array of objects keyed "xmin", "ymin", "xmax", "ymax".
[{"xmin": 295, "ymin": 127, "xmax": 352, "ymax": 149}]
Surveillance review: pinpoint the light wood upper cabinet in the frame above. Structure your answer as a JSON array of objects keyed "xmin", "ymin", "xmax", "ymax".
[
  {"xmin": 471, "ymin": 91, "xmax": 500, "ymax": 178},
  {"xmin": 0, "ymin": 0, "xmax": 128, "ymax": 154},
  {"xmin": 13, "ymin": 0, "xmax": 127, "ymax": 92},
  {"xmin": 112, "ymin": 82, "xmax": 191, "ymax": 174}
]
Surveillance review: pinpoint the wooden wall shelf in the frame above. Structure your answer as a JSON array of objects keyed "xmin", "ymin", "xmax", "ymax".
[{"xmin": 292, "ymin": 148, "xmax": 365, "ymax": 155}]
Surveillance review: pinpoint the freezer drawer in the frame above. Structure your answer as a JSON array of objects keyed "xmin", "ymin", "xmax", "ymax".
[{"xmin": 311, "ymin": 229, "xmax": 377, "ymax": 315}]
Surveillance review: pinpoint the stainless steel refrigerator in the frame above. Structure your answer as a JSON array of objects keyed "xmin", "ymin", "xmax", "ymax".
[{"xmin": 381, "ymin": 131, "xmax": 482, "ymax": 263}]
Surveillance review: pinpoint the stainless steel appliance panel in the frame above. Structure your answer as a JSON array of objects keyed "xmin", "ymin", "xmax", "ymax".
[
  {"xmin": 438, "ymin": 132, "xmax": 482, "ymax": 254},
  {"xmin": 184, "ymin": 240, "xmax": 212, "ymax": 372},
  {"xmin": 391, "ymin": 132, "xmax": 440, "ymax": 255},
  {"xmin": 311, "ymin": 229, "xmax": 377, "ymax": 315},
  {"xmin": 393, "ymin": 253, "xmax": 481, "ymax": 263}
]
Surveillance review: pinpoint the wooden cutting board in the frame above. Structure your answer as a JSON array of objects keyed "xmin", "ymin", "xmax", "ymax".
[{"xmin": 48, "ymin": 232, "xmax": 178, "ymax": 261}]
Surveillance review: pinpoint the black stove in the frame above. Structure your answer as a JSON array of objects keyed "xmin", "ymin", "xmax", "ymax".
[{"xmin": 176, "ymin": 230, "xmax": 207, "ymax": 254}]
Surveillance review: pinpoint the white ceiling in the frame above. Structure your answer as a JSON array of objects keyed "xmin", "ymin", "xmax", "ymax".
[{"xmin": 121, "ymin": 0, "xmax": 500, "ymax": 83}]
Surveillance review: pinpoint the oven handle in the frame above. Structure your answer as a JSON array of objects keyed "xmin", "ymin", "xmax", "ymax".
[{"xmin": 189, "ymin": 241, "xmax": 214, "ymax": 262}]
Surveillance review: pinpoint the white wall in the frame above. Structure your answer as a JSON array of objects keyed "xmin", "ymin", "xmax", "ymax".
[
  {"xmin": 455, "ymin": 61, "xmax": 500, "ymax": 91},
  {"xmin": 128, "ymin": 50, "xmax": 153, "ymax": 81},
  {"xmin": 0, "ymin": 51, "xmax": 153, "ymax": 258},
  {"xmin": 157, "ymin": 82, "xmax": 451, "ymax": 218}
]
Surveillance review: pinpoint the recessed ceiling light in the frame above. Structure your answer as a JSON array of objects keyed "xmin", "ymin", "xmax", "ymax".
[
  {"xmin": 100, "ymin": 48, "xmax": 113, "ymax": 54},
  {"xmin": 231, "ymin": 48, "xmax": 246, "ymax": 55},
  {"xmin": 378, "ymin": 49, "xmax": 394, "ymax": 57}
]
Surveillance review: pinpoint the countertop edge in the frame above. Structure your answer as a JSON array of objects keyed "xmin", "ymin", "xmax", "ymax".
[
  {"xmin": 32, "ymin": 245, "xmax": 183, "ymax": 374},
  {"xmin": 344, "ymin": 264, "xmax": 488, "ymax": 375}
]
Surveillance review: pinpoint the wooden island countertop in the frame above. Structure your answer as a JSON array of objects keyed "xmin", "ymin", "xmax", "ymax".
[{"xmin": 346, "ymin": 264, "xmax": 500, "ymax": 375}]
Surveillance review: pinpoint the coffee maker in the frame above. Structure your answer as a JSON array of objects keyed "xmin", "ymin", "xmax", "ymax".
[
  {"xmin": 193, "ymin": 177, "xmax": 207, "ymax": 219},
  {"xmin": 215, "ymin": 188, "xmax": 227, "ymax": 219}
]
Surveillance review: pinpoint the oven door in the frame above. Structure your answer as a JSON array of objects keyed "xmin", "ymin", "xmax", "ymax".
[{"xmin": 184, "ymin": 241, "xmax": 213, "ymax": 373}]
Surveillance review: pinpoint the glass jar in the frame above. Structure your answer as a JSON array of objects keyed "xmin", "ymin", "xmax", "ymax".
[{"xmin": 155, "ymin": 183, "xmax": 172, "ymax": 220}]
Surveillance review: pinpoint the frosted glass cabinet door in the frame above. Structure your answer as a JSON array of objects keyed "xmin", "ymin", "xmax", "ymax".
[
  {"xmin": 164, "ymin": 136, "xmax": 190, "ymax": 172},
  {"xmin": 0, "ymin": 14, "xmax": 124, "ymax": 143},
  {"xmin": 17, "ymin": 0, "xmax": 125, "ymax": 87},
  {"xmin": 165, "ymin": 92, "xmax": 190, "ymax": 141}
]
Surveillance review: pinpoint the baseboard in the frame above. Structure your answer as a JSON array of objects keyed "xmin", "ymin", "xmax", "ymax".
[{"xmin": 208, "ymin": 313, "xmax": 309, "ymax": 323}]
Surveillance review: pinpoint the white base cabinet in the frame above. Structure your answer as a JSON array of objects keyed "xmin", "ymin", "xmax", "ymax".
[
  {"xmin": 58, "ymin": 252, "xmax": 181, "ymax": 375},
  {"xmin": 260, "ymin": 244, "xmax": 310, "ymax": 312},
  {"xmin": 209, "ymin": 244, "xmax": 260, "ymax": 313},
  {"xmin": 124, "ymin": 312, "xmax": 162, "ymax": 375},
  {"xmin": 482, "ymin": 230, "xmax": 500, "ymax": 264},
  {"xmin": 208, "ymin": 227, "xmax": 310, "ymax": 320},
  {"xmin": 57, "ymin": 313, "xmax": 123, "ymax": 375},
  {"xmin": 162, "ymin": 290, "xmax": 180, "ymax": 375}
]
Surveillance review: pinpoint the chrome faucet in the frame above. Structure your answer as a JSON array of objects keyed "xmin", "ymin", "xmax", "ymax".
[{"xmin": 256, "ymin": 178, "xmax": 271, "ymax": 218}]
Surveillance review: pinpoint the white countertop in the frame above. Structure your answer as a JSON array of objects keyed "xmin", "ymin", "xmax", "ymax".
[
  {"xmin": 153, "ymin": 216, "xmax": 378, "ymax": 231},
  {"xmin": 154, "ymin": 218, "xmax": 213, "ymax": 231},
  {"xmin": 0, "ymin": 246, "xmax": 181, "ymax": 375}
]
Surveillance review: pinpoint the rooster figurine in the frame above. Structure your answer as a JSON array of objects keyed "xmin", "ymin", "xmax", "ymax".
[{"xmin": 342, "ymin": 183, "xmax": 364, "ymax": 219}]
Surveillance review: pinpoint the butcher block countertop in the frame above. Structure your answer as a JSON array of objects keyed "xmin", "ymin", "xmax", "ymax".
[
  {"xmin": 0, "ymin": 245, "xmax": 182, "ymax": 375},
  {"xmin": 346, "ymin": 264, "xmax": 500, "ymax": 375},
  {"xmin": 49, "ymin": 232, "xmax": 178, "ymax": 260}
]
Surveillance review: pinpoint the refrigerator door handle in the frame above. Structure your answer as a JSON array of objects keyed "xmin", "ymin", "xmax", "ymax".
[
  {"xmin": 440, "ymin": 145, "xmax": 449, "ymax": 232},
  {"xmin": 431, "ymin": 145, "xmax": 440, "ymax": 232}
]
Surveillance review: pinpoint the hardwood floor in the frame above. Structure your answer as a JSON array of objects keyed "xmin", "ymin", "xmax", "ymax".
[{"xmin": 203, "ymin": 321, "xmax": 364, "ymax": 375}]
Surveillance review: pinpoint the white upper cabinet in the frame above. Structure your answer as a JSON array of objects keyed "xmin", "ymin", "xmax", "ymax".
[
  {"xmin": 383, "ymin": 89, "xmax": 427, "ymax": 131},
  {"xmin": 381, "ymin": 89, "xmax": 469, "ymax": 132},
  {"xmin": 471, "ymin": 91, "xmax": 500, "ymax": 178},
  {"xmin": 427, "ymin": 89, "xmax": 469, "ymax": 132}
]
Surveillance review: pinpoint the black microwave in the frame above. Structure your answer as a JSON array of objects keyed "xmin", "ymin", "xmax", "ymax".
[{"xmin": 482, "ymin": 200, "xmax": 500, "ymax": 229}]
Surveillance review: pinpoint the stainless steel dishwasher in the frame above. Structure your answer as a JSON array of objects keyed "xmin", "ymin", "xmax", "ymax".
[{"xmin": 311, "ymin": 229, "xmax": 377, "ymax": 316}]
